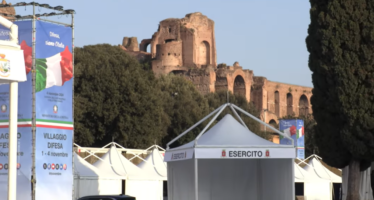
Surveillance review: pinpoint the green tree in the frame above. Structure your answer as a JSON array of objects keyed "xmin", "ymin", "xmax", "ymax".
[
  {"xmin": 278, "ymin": 114, "xmax": 317, "ymax": 158},
  {"xmin": 306, "ymin": 0, "xmax": 374, "ymax": 198},
  {"xmin": 157, "ymin": 74, "xmax": 210, "ymax": 148},
  {"xmin": 74, "ymin": 44, "xmax": 169, "ymax": 148},
  {"xmin": 205, "ymin": 91, "xmax": 269, "ymax": 139}
]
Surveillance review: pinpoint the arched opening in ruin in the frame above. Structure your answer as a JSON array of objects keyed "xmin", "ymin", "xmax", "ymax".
[
  {"xmin": 146, "ymin": 43, "xmax": 151, "ymax": 53},
  {"xmin": 274, "ymin": 91, "xmax": 280, "ymax": 117},
  {"xmin": 233, "ymin": 75, "xmax": 246, "ymax": 97},
  {"xmin": 199, "ymin": 41, "xmax": 210, "ymax": 65},
  {"xmin": 269, "ymin": 119, "xmax": 277, "ymax": 128},
  {"xmin": 299, "ymin": 95, "xmax": 309, "ymax": 116},
  {"xmin": 165, "ymin": 39, "xmax": 176, "ymax": 44},
  {"xmin": 287, "ymin": 93, "xmax": 293, "ymax": 116},
  {"xmin": 215, "ymin": 76, "xmax": 228, "ymax": 92},
  {"xmin": 169, "ymin": 70, "xmax": 186, "ymax": 76}
]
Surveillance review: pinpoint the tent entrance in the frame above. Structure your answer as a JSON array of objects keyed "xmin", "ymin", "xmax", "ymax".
[
  {"xmin": 332, "ymin": 183, "xmax": 341, "ymax": 200},
  {"xmin": 295, "ymin": 182, "xmax": 304, "ymax": 196},
  {"xmin": 163, "ymin": 181, "xmax": 168, "ymax": 198},
  {"xmin": 122, "ymin": 180, "xmax": 126, "ymax": 194}
]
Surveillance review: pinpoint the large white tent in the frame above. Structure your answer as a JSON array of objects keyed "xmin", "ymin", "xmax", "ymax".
[
  {"xmin": 137, "ymin": 146, "xmax": 168, "ymax": 200},
  {"xmin": 73, "ymin": 152, "xmax": 123, "ymax": 199},
  {"xmin": 164, "ymin": 103, "xmax": 296, "ymax": 200},
  {"xmin": 93, "ymin": 144, "xmax": 164, "ymax": 200},
  {"xmin": 303, "ymin": 156, "xmax": 342, "ymax": 200},
  {"xmin": 295, "ymin": 161, "xmax": 333, "ymax": 199},
  {"xmin": 341, "ymin": 162, "xmax": 373, "ymax": 200}
]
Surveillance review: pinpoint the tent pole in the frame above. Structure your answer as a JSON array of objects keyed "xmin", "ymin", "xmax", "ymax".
[
  {"xmin": 291, "ymin": 159, "xmax": 295, "ymax": 200},
  {"xmin": 194, "ymin": 158, "xmax": 198, "ymax": 200},
  {"xmin": 194, "ymin": 103, "xmax": 228, "ymax": 145},
  {"xmin": 231, "ymin": 104, "xmax": 294, "ymax": 146},
  {"xmin": 229, "ymin": 104, "xmax": 248, "ymax": 129},
  {"xmin": 166, "ymin": 104, "xmax": 227, "ymax": 149}
]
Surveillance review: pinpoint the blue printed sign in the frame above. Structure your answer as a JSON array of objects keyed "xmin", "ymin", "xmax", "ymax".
[
  {"xmin": 34, "ymin": 21, "xmax": 73, "ymax": 200},
  {"xmin": 0, "ymin": 21, "xmax": 33, "ymax": 200},
  {"xmin": 0, "ymin": 127, "xmax": 32, "ymax": 200},
  {"xmin": 279, "ymin": 119, "xmax": 304, "ymax": 159},
  {"xmin": 0, "ymin": 20, "xmax": 73, "ymax": 200},
  {"xmin": 35, "ymin": 127, "xmax": 72, "ymax": 199}
]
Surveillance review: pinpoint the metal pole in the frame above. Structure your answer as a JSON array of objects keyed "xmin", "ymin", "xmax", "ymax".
[
  {"xmin": 71, "ymin": 13, "xmax": 75, "ymax": 200},
  {"xmin": 6, "ymin": 15, "xmax": 20, "ymax": 200},
  {"xmin": 194, "ymin": 158, "xmax": 198, "ymax": 200},
  {"xmin": 31, "ymin": 4, "xmax": 36, "ymax": 200},
  {"xmin": 7, "ymin": 81, "xmax": 18, "ymax": 200}
]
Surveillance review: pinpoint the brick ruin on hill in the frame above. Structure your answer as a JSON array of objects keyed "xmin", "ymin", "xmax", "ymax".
[{"xmin": 120, "ymin": 12, "xmax": 313, "ymax": 138}]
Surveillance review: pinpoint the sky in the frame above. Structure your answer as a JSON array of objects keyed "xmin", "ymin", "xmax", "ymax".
[{"xmin": 11, "ymin": 0, "xmax": 313, "ymax": 87}]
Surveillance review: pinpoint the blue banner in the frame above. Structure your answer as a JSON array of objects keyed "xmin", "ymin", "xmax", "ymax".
[
  {"xmin": 0, "ymin": 20, "xmax": 73, "ymax": 200},
  {"xmin": 279, "ymin": 119, "xmax": 304, "ymax": 159},
  {"xmin": 0, "ymin": 21, "xmax": 33, "ymax": 200},
  {"xmin": 34, "ymin": 21, "xmax": 73, "ymax": 200},
  {"xmin": 0, "ymin": 127, "xmax": 32, "ymax": 200},
  {"xmin": 0, "ymin": 21, "xmax": 33, "ymax": 122},
  {"xmin": 35, "ymin": 127, "xmax": 72, "ymax": 199}
]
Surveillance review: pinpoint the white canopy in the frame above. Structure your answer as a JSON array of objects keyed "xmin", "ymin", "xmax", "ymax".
[
  {"xmin": 93, "ymin": 145, "xmax": 162, "ymax": 180},
  {"xmin": 74, "ymin": 152, "xmax": 122, "ymax": 199},
  {"xmin": 138, "ymin": 147, "xmax": 167, "ymax": 180},
  {"xmin": 165, "ymin": 114, "xmax": 295, "ymax": 161},
  {"xmin": 165, "ymin": 103, "xmax": 297, "ymax": 200},
  {"xmin": 304, "ymin": 157, "xmax": 342, "ymax": 183},
  {"xmin": 93, "ymin": 145, "xmax": 164, "ymax": 200}
]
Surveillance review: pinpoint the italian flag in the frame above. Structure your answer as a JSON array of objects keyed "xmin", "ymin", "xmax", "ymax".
[
  {"xmin": 35, "ymin": 46, "xmax": 73, "ymax": 92},
  {"xmin": 297, "ymin": 127, "xmax": 304, "ymax": 139}
]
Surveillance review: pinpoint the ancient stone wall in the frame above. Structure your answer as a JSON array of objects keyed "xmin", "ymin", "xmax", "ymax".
[{"xmin": 120, "ymin": 12, "xmax": 313, "ymax": 128}]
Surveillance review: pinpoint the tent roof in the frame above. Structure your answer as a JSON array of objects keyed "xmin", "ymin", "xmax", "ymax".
[
  {"xmin": 138, "ymin": 148, "xmax": 167, "ymax": 180},
  {"xmin": 73, "ymin": 152, "xmax": 121, "ymax": 179},
  {"xmin": 93, "ymin": 145, "xmax": 163, "ymax": 180},
  {"xmin": 303, "ymin": 158, "xmax": 342, "ymax": 183},
  {"xmin": 171, "ymin": 114, "xmax": 292, "ymax": 150},
  {"xmin": 294, "ymin": 162, "xmax": 330, "ymax": 183}
]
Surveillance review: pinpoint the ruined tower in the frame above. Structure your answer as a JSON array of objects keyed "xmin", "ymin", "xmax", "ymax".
[{"xmin": 140, "ymin": 12, "xmax": 217, "ymax": 75}]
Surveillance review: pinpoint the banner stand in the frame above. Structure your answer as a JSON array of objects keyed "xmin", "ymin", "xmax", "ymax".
[{"xmin": 0, "ymin": 2, "xmax": 75, "ymax": 200}]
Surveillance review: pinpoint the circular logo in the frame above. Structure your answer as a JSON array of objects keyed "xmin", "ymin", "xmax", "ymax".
[
  {"xmin": 43, "ymin": 163, "xmax": 47, "ymax": 169},
  {"xmin": 60, "ymin": 164, "xmax": 63, "ymax": 170},
  {"xmin": 1, "ymin": 104, "xmax": 6, "ymax": 113},
  {"xmin": 56, "ymin": 164, "xmax": 59, "ymax": 170},
  {"xmin": 4, "ymin": 163, "xmax": 8, "ymax": 170},
  {"xmin": 0, "ymin": 164, "xmax": 3, "ymax": 170},
  {"xmin": 48, "ymin": 163, "xmax": 51, "ymax": 170},
  {"xmin": 0, "ymin": 57, "xmax": 11, "ymax": 78},
  {"xmin": 53, "ymin": 105, "xmax": 58, "ymax": 113},
  {"xmin": 63, "ymin": 164, "xmax": 67, "ymax": 170},
  {"xmin": 17, "ymin": 163, "xmax": 20, "ymax": 169},
  {"xmin": 51, "ymin": 163, "xmax": 55, "ymax": 170}
]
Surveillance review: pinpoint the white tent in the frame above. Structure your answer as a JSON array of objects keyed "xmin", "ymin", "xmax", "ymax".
[
  {"xmin": 137, "ymin": 146, "xmax": 168, "ymax": 200},
  {"xmin": 295, "ymin": 161, "xmax": 332, "ymax": 199},
  {"xmin": 93, "ymin": 145, "xmax": 164, "ymax": 200},
  {"xmin": 137, "ymin": 147, "xmax": 167, "ymax": 179},
  {"xmin": 73, "ymin": 152, "xmax": 123, "ymax": 199},
  {"xmin": 303, "ymin": 157, "xmax": 342, "ymax": 200},
  {"xmin": 165, "ymin": 103, "xmax": 296, "ymax": 200},
  {"xmin": 341, "ymin": 162, "xmax": 373, "ymax": 200}
]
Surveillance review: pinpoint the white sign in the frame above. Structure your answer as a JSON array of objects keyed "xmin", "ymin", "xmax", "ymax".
[
  {"xmin": 195, "ymin": 148, "xmax": 296, "ymax": 159},
  {"xmin": 164, "ymin": 148, "xmax": 194, "ymax": 162},
  {"xmin": 0, "ymin": 48, "xmax": 26, "ymax": 84}
]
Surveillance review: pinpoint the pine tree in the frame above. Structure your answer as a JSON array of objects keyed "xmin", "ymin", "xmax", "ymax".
[{"xmin": 306, "ymin": 0, "xmax": 374, "ymax": 198}]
